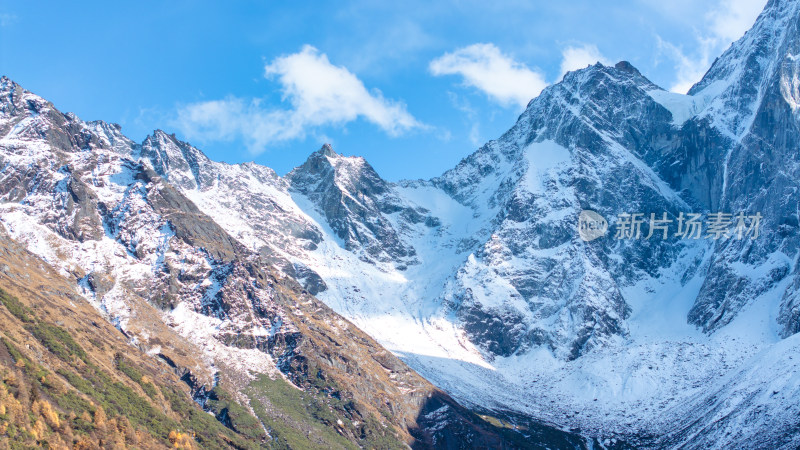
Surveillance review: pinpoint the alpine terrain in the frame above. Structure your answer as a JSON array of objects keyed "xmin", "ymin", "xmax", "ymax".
[{"xmin": 3, "ymin": 0, "xmax": 800, "ymax": 448}]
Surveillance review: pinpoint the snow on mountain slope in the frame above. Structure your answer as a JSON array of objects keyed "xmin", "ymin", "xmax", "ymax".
[
  {"xmin": 139, "ymin": 135, "xmax": 494, "ymax": 369},
  {"xmin": 131, "ymin": 1, "xmax": 800, "ymax": 446},
  {"xmin": 677, "ymin": 0, "xmax": 800, "ymax": 337},
  {"xmin": 688, "ymin": 0, "xmax": 800, "ymax": 139},
  {"xmin": 0, "ymin": 79, "xmax": 282, "ymax": 384}
]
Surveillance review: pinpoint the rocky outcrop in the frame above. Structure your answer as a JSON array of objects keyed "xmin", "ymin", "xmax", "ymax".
[{"xmin": 287, "ymin": 144, "xmax": 429, "ymax": 266}]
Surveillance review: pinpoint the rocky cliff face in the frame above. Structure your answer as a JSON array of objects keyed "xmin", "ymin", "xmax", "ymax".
[
  {"xmin": 286, "ymin": 144, "xmax": 438, "ymax": 268},
  {"xmin": 680, "ymin": 0, "xmax": 800, "ymax": 336},
  {"xmin": 429, "ymin": 61, "xmax": 701, "ymax": 360}
]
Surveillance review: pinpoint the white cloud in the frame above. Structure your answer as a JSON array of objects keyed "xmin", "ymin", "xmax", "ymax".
[
  {"xmin": 559, "ymin": 44, "xmax": 611, "ymax": 79},
  {"xmin": 429, "ymin": 43, "xmax": 547, "ymax": 109},
  {"xmin": 174, "ymin": 45, "xmax": 422, "ymax": 154},
  {"xmin": 264, "ymin": 45, "xmax": 421, "ymax": 135},
  {"xmin": 174, "ymin": 98, "xmax": 294, "ymax": 153},
  {"xmin": 708, "ymin": 0, "xmax": 767, "ymax": 44},
  {"xmin": 659, "ymin": 0, "xmax": 766, "ymax": 93}
]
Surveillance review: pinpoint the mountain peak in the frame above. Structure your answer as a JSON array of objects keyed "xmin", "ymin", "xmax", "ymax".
[
  {"xmin": 687, "ymin": 0, "xmax": 800, "ymax": 134},
  {"xmin": 614, "ymin": 60, "xmax": 642, "ymax": 76},
  {"xmin": 291, "ymin": 144, "xmax": 374, "ymax": 183},
  {"xmin": 317, "ymin": 143, "xmax": 338, "ymax": 157},
  {"xmin": 0, "ymin": 76, "xmax": 21, "ymax": 105},
  {"xmin": 0, "ymin": 76, "xmax": 17, "ymax": 93},
  {"xmin": 294, "ymin": 144, "xmax": 345, "ymax": 171},
  {"xmin": 141, "ymin": 129, "xmax": 212, "ymax": 189},
  {"xmin": 150, "ymin": 128, "xmax": 179, "ymax": 142},
  {"xmin": 556, "ymin": 58, "xmax": 657, "ymax": 93}
]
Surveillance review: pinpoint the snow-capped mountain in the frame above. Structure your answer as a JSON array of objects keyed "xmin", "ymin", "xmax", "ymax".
[
  {"xmin": 0, "ymin": 76, "xmax": 578, "ymax": 448},
  {"xmin": 127, "ymin": 0, "xmax": 799, "ymax": 447},
  {"xmin": 2, "ymin": 0, "xmax": 800, "ymax": 447}
]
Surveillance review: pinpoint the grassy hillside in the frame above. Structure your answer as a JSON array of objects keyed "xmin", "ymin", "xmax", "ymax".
[
  {"xmin": 0, "ymin": 225, "xmax": 410, "ymax": 449},
  {"xmin": 0, "ymin": 261, "xmax": 263, "ymax": 448}
]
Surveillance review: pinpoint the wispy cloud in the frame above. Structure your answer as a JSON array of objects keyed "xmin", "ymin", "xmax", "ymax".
[
  {"xmin": 559, "ymin": 44, "xmax": 611, "ymax": 79},
  {"xmin": 431, "ymin": 42, "xmax": 612, "ymax": 111},
  {"xmin": 174, "ymin": 45, "xmax": 423, "ymax": 154},
  {"xmin": 174, "ymin": 98, "xmax": 291, "ymax": 153},
  {"xmin": 333, "ymin": 19, "xmax": 436, "ymax": 75},
  {"xmin": 707, "ymin": 0, "xmax": 766, "ymax": 44},
  {"xmin": 658, "ymin": 0, "xmax": 766, "ymax": 93},
  {"xmin": 656, "ymin": 36, "xmax": 715, "ymax": 94},
  {"xmin": 429, "ymin": 43, "xmax": 547, "ymax": 109},
  {"xmin": 0, "ymin": 13, "xmax": 17, "ymax": 27},
  {"xmin": 447, "ymin": 91, "xmax": 483, "ymax": 147}
]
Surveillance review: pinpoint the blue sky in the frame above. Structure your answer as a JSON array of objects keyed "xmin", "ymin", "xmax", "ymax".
[{"xmin": 0, "ymin": 0, "xmax": 766, "ymax": 180}]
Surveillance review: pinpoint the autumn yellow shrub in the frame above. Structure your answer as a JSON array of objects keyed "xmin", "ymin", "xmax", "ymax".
[
  {"xmin": 93, "ymin": 405, "xmax": 107, "ymax": 430},
  {"xmin": 73, "ymin": 438, "xmax": 93, "ymax": 450},
  {"xmin": 34, "ymin": 399, "xmax": 61, "ymax": 429},
  {"xmin": 32, "ymin": 417, "xmax": 47, "ymax": 440},
  {"xmin": 168, "ymin": 429, "xmax": 194, "ymax": 449}
]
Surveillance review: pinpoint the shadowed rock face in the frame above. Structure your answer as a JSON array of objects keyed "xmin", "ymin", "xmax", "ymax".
[
  {"xmin": 675, "ymin": 0, "xmax": 800, "ymax": 335},
  {"xmin": 286, "ymin": 144, "xmax": 426, "ymax": 266}
]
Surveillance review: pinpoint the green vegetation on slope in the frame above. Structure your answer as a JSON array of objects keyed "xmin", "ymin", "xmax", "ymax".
[
  {"xmin": 246, "ymin": 374, "xmax": 407, "ymax": 450},
  {"xmin": 0, "ymin": 287, "xmax": 262, "ymax": 449}
]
